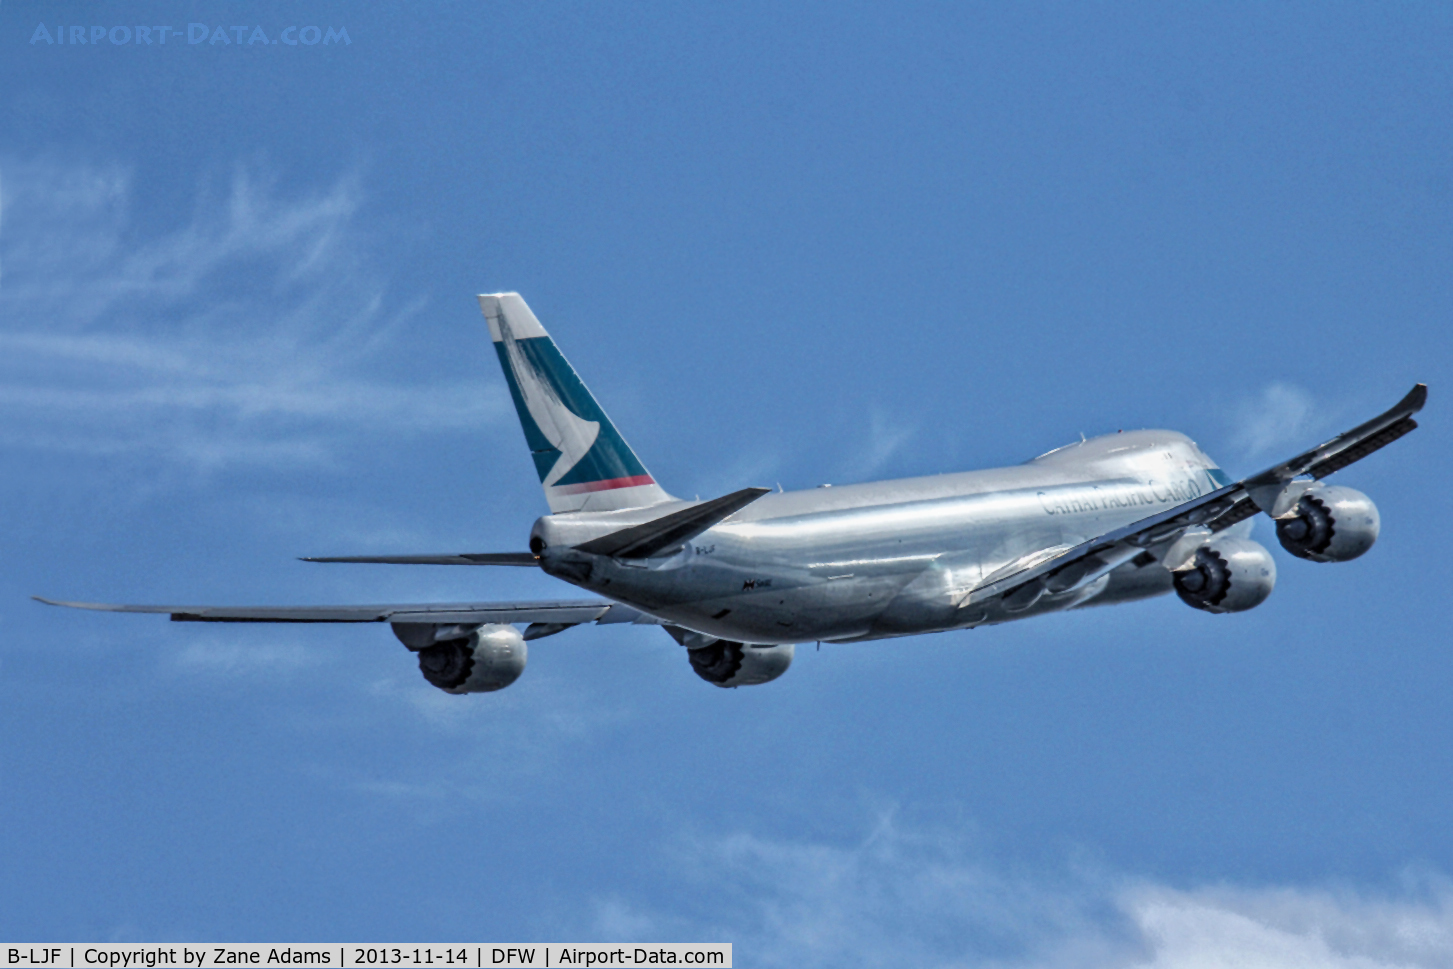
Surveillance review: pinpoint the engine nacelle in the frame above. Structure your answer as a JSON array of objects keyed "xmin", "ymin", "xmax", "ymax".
[
  {"xmin": 413, "ymin": 624, "xmax": 528, "ymax": 694},
  {"xmin": 1275, "ymin": 485, "xmax": 1380, "ymax": 563},
  {"xmin": 687, "ymin": 640, "xmax": 794, "ymax": 688},
  {"xmin": 1173, "ymin": 537, "xmax": 1277, "ymax": 614}
]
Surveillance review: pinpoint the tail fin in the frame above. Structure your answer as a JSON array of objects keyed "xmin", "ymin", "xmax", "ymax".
[{"xmin": 479, "ymin": 293, "xmax": 675, "ymax": 514}]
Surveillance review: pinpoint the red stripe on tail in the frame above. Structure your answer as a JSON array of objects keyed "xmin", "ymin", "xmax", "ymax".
[{"xmin": 552, "ymin": 475, "xmax": 657, "ymax": 496}]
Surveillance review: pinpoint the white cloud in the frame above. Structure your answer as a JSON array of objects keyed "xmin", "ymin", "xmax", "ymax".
[
  {"xmin": 1230, "ymin": 383, "xmax": 1319, "ymax": 460},
  {"xmin": 1114, "ymin": 881, "xmax": 1453, "ymax": 969},
  {"xmin": 168, "ymin": 637, "xmax": 329, "ymax": 677},
  {"xmin": 592, "ymin": 896, "xmax": 662, "ymax": 940},
  {"xmin": 602, "ymin": 817, "xmax": 1453, "ymax": 969},
  {"xmin": 855, "ymin": 406, "xmax": 917, "ymax": 477},
  {"xmin": 0, "ymin": 158, "xmax": 506, "ymax": 470},
  {"xmin": 652, "ymin": 818, "xmax": 1101, "ymax": 968},
  {"xmin": 314, "ymin": 657, "xmax": 644, "ymax": 808},
  {"xmin": 693, "ymin": 449, "xmax": 784, "ymax": 497}
]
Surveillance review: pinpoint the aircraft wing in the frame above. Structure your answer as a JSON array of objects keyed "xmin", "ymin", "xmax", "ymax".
[
  {"xmin": 33, "ymin": 596, "xmax": 656, "ymax": 626},
  {"xmin": 964, "ymin": 383, "xmax": 1426, "ymax": 606}
]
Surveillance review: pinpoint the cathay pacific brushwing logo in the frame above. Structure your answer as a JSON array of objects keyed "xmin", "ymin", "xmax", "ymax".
[{"xmin": 497, "ymin": 317, "xmax": 600, "ymax": 487}]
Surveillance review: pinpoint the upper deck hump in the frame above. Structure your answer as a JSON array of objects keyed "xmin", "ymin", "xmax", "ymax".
[
  {"xmin": 735, "ymin": 429, "xmax": 1202, "ymax": 523},
  {"xmin": 1029, "ymin": 428, "xmax": 1198, "ymax": 464}
]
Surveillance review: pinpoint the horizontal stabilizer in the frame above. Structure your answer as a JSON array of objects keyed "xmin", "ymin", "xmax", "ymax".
[
  {"xmin": 301, "ymin": 552, "xmax": 539, "ymax": 566},
  {"xmin": 573, "ymin": 487, "xmax": 770, "ymax": 559}
]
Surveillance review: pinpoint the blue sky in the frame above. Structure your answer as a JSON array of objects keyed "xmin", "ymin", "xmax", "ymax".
[{"xmin": 2, "ymin": 2, "xmax": 1451, "ymax": 963}]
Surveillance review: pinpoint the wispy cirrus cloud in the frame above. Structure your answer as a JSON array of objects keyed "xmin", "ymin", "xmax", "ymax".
[
  {"xmin": 0, "ymin": 158, "xmax": 506, "ymax": 470},
  {"xmin": 1229, "ymin": 382, "xmax": 1321, "ymax": 461},
  {"xmin": 168, "ymin": 636, "xmax": 330, "ymax": 677},
  {"xmin": 855, "ymin": 406, "xmax": 917, "ymax": 478},
  {"xmin": 585, "ymin": 815, "xmax": 1453, "ymax": 968}
]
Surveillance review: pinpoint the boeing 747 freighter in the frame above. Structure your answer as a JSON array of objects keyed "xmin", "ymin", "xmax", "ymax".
[{"xmin": 39, "ymin": 294, "xmax": 1426, "ymax": 692}]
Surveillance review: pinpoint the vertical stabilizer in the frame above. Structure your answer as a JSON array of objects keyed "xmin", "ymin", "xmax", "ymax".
[{"xmin": 479, "ymin": 293, "xmax": 675, "ymax": 514}]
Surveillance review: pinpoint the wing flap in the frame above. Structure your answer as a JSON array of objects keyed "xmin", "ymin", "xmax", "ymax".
[
  {"xmin": 1305, "ymin": 415, "xmax": 1417, "ymax": 479},
  {"xmin": 1207, "ymin": 495, "xmax": 1260, "ymax": 532}
]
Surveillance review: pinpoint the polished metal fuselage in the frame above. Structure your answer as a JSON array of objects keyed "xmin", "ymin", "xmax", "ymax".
[{"xmin": 533, "ymin": 430, "xmax": 1231, "ymax": 645}]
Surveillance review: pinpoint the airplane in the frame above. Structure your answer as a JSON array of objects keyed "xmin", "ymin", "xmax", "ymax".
[{"xmin": 37, "ymin": 293, "xmax": 1427, "ymax": 693}]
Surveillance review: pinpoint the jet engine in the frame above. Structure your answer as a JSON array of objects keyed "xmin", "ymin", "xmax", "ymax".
[
  {"xmin": 687, "ymin": 640, "xmax": 794, "ymax": 688},
  {"xmin": 1173, "ymin": 537, "xmax": 1277, "ymax": 614},
  {"xmin": 410, "ymin": 623, "xmax": 528, "ymax": 694},
  {"xmin": 1274, "ymin": 485, "xmax": 1380, "ymax": 563}
]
